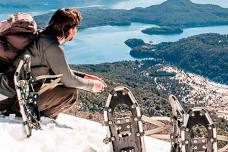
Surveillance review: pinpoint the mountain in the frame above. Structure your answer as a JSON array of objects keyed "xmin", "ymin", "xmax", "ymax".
[
  {"xmin": 0, "ymin": 113, "xmax": 170, "ymax": 152},
  {"xmin": 137, "ymin": 0, "xmax": 228, "ymax": 27},
  {"xmin": 0, "ymin": 0, "xmax": 124, "ymax": 12},
  {"xmin": 70, "ymin": 60, "xmax": 228, "ymax": 145},
  {"xmin": 35, "ymin": 0, "xmax": 228, "ymax": 29},
  {"xmin": 70, "ymin": 60, "xmax": 228, "ymax": 121},
  {"xmin": 0, "ymin": 59, "xmax": 227, "ymax": 147}
]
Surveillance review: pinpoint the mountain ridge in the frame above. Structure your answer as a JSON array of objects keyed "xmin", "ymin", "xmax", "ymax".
[{"xmin": 35, "ymin": 0, "xmax": 228, "ymax": 29}]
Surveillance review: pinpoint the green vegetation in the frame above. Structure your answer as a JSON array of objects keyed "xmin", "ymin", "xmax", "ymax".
[
  {"xmin": 130, "ymin": 46, "xmax": 156, "ymax": 59},
  {"xmin": 70, "ymin": 60, "xmax": 173, "ymax": 117},
  {"xmin": 142, "ymin": 26, "xmax": 183, "ymax": 35},
  {"xmin": 125, "ymin": 39, "xmax": 156, "ymax": 58},
  {"xmin": 35, "ymin": 0, "xmax": 228, "ymax": 29},
  {"xmin": 69, "ymin": 60, "xmax": 227, "ymax": 145},
  {"xmin": 128, "ymin": 33, "xmax": 228, "ymax": 84},
  {"xmin": 125, "ymin": 32, "xmax": 227, "ymax": 90},
  {"xmin": 70, "ymin": 59, "xmax": 205, "ymax": 117},
  {"xmin": 124, "ymin": 39, "xmax": 145, "ymax": 48}
]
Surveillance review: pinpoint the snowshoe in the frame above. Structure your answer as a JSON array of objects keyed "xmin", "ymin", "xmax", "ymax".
[
  {"xmin": 104, "ymin": 86, "xmax": 146, "ymax": 152},
  {"xmin": 169, "ymin": 95, "xmax": 217, "ymax": 152},
  {"xmin": 14, "ymin": 55, "xmax": 41, "ymax": 137}
]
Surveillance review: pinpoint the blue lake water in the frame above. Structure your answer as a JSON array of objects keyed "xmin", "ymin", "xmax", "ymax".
[
  {"xmin": 63, "ymin": 24, "xmax": 228, "ymax": 64},
  {"xmin": 1, "ymin": 0, "xmax": 228, "ymax": 64}
]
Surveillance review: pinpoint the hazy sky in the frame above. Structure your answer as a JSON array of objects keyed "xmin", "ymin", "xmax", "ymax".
[
  {"xmin": 111, "ymin": 0, "xmax": 166, "ymax": 9},
  {"xmin": 191, "ymin": 0, "xmax": 228, "ymax": 8}
]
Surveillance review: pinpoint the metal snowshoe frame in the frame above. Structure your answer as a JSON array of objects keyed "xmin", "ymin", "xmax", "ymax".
[
  {"xmin": 14, "ymin": 54, "xmax": 63, "ymax": 137},
  {"xmin": 14, "ymin": 54, "xmax": 41, "ymax": 137},
  {"xmin": 103, "ymin": 87, "xmax": 228, "ymax": 152},
  {"xmin": 104, "ymin": 86, "xmax": 146, "ymax": 152},
  {"xmin": 140, "ymin": 95, "xmax": 228, "ymax": 152},
  {"xmin": 169, "ymin": 95, "xmax": 217, "ymax": 152}
]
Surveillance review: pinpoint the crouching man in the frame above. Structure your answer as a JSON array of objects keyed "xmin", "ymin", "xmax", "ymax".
[{"xmin": 14, "ymin": 8, "xmax": 107, "ymax": 118}]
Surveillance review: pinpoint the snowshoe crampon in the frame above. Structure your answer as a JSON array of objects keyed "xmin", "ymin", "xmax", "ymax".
[
  {"xmin": 169, "ymin": 95, "xmax": 217, "ymax": 152},
  {"xmin": 14, "ymin": 55, "xmax": 41, "ymax": 137},
  {"xmin": 104, "ymin": 86, "xmax": 146, "ymax": 152}
]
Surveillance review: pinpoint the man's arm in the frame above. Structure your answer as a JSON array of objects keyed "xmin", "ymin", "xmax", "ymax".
[
  {"xmin": 71, "ymin": 70, "xmax": 86, "ymax": 78},
  {"xmin": 71, "ymin": 69, "xmax": 106, "ymax": 86},
  {"xmin": 45, "ymin": 45, "xmax": 94, "ymax": 92}
]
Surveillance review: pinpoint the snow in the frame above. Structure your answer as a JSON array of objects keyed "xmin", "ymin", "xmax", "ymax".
[{"xmin": 0, "ymin": 113, "xmax": 170, "ymax": 152}]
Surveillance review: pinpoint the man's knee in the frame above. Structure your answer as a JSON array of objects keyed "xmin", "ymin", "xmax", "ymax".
[
  {"xmin": 55, "ymin": 86, "xmax": 77, "ymax": 95},
  {"xmin": 56, "ymin": 86, "xmax": 79, "ymax": 106},
  {"xmin": 66, "ymin": 88, "xmax": 79, "ymax": 105},
  {"xmin": 37, "ymin": 87, "xmax": 78, "ymax": 118}
]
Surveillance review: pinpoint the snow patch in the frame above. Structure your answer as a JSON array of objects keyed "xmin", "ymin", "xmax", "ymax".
[{"xmin": 0, "ymin": 113, "xmax": 170, "ymax": 152}]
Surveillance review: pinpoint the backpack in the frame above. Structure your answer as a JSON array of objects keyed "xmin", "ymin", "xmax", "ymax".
[
  {"xmin": 0, "ymin": 13, "xmax": 37, "ymax": 98},
  {"xmin": 0, "ymin": 12, "xmax": 37, "ymax": 73}
]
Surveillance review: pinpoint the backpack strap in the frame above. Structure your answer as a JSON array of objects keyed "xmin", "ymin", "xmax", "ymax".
[
  {"xmin": 37, "ymin": 75, "xmax": 63, "ymax": 95},
  {"xmin": 36, "ymin": 74, "xmax": 63, "ymax": 81}
]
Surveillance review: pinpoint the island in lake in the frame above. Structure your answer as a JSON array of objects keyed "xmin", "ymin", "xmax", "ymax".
[{"xmin": 142, "ymin": 26, "xmax": 183, "ymax": 35}]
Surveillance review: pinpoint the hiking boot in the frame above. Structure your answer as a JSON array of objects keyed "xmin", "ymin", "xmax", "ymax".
[{"xmin": 0, "ymin": 97, "xmax": 21, "ymax": 117}]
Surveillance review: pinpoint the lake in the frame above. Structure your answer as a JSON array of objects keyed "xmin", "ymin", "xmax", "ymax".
[
  {"xmin": 1, "ymin": 0, "xmax": 228, "ymax": 64},
  {"xmin": 63, "ymin": 23, "xmax": 228, "ymax": 64}
]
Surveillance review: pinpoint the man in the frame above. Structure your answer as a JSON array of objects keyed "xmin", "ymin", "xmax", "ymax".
[{"xmin": 14, "ymin": 8, "xmax": 107, "ymax": 118}]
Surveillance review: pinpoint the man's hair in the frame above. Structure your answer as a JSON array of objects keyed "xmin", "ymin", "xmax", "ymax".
[{"xmin": 43, "ymin": 8, "xmax": 82, "ymax": 38}]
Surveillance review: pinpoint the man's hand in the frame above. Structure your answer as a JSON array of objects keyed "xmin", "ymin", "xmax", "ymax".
[
  {"xmin": 74, "ymin": 72, "xmax": 107, "ymax": 93},
  {"xmin": 85, "ymin": 74, "xmax": 101, "ymax": 81},
  {"xmin": 91, "ymin": 80, "xmax": 107, "ymax": 93},
  {"xmin": 85, "ymin": 74, "xmax": 107, "ymax": 87}
]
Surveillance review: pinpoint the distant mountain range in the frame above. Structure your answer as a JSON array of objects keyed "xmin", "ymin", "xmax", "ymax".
[
  {"xmin": 0, "ymin": 0, "xmax": 122, "ymax": 12},
  {"xmin": 35, "ymin": 0, "xmax": 228, "ymax": 29}
]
